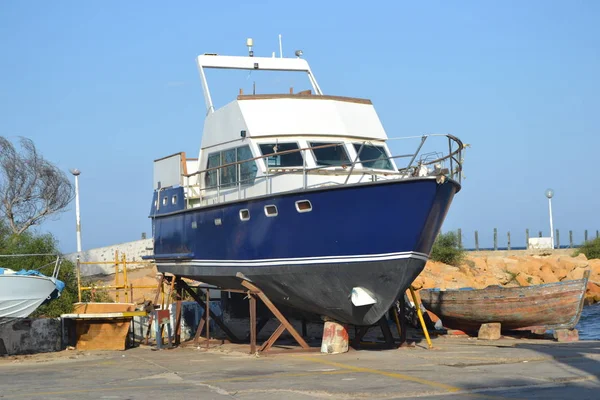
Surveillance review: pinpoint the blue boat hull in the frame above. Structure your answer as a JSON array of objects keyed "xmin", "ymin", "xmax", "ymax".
[{"xmin": 152, "ymin": 177, "xmax": 459, "ymax": 325}]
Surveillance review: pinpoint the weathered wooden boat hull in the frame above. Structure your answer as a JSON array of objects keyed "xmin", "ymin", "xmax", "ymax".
[{"xmin": 420, "ymin": 272, "xmax": 589, "ymax": 332}]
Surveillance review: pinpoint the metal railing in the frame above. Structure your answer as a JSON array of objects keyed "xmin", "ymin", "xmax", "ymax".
[{"xmin": 180, "ymin": 134, "xmax": 465, "ymax": 207}]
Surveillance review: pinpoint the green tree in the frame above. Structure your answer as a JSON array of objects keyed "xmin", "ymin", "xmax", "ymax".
[{"xmin": 430, "ymin": 231, "xmax": 465, "ymax": 266}]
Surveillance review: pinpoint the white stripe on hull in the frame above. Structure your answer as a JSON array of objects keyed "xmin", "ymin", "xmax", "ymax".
[{"xmin": 157, "ymin": 251, "xmax": 429, "ymax": 267}]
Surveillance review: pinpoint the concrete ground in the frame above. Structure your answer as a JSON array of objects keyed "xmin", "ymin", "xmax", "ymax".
[{"xmin": 1, "ymin": 336, "xmax": 600, "ymax": 400}]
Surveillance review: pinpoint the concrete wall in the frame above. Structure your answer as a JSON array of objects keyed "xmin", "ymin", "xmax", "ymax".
[
  {"xmin": 65, "ymin": 239, "xmax": 153, "ymax": 276},
  {"xmin": 0, "ymin": 318, "xmax": 62, "ymax": 356}
]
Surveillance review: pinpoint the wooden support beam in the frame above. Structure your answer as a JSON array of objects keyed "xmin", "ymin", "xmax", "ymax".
[
  {"xmin": 249, "ymin": 294, "xmax": 257, "ymax": 354},
  {"xmin": 174, "ymin": 300, "xmax": 182, "ymax": 346},
  {"xmin": 259, "ymin": 324, "xmax": 286, "ymax": 352},
  {"xmin": 239, "ymin": 278, "xmax": 310, "ymax": 350}
]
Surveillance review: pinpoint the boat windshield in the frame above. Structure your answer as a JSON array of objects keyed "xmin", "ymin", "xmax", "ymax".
[
  {"xmin": 310, "ymin": 142, "xmax": 350, "ymax": 167},
  {"xmin": 259, "ymin": 143, "xmax": 304, "ymax": 167},
  {"xmin": 353, "ymin": 143, "xmax": 393, "ymax": 170},
  {"xmin": 205, "ymin": 145, "xmax": 257, "ymax": 188}
]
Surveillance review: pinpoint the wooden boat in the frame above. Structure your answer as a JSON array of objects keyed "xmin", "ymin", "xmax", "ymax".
[{"xmin": 419, "ymin": 271, "xmax": 589, "ymax": 332}]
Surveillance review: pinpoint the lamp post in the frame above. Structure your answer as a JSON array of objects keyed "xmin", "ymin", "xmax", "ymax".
[
  {"xmin": 70, "ymin": 169, "xmax": 82, "ymax": 252},
  {"xmin": 545, "ymin": 188, "xmax": 555, "ymax": 249}
]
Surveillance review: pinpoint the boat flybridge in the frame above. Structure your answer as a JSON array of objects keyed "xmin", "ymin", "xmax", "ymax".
[{"xmin": 149, "ymin": 42, "xmax": 465, "ymax": 326}]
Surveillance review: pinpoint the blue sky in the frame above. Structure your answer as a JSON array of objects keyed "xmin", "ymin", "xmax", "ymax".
[{"xmin": 0, "ymin": 1, "xmax": 598, "ymax": 252}]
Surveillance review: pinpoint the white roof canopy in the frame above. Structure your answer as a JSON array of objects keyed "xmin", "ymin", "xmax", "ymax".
[{"xmin": 196, "ymin": 54, "xmax": 323, "ymax": 114}]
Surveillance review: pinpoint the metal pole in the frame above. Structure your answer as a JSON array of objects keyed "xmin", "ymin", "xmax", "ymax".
[
  {"xmin": 548, "ymin": 197, "xmax": 554, "ymax": 249},
  {"xmin": 302, "ymin": 149, "xmax": 307, "ymax": 190},
  {"xmin": 76, "ymin": 256, "xmax": 82, "ymax": 303},
  {"xmin": 493, "ymin": 228, "xmax": 497, "ymax": 251},
  {"xmin": 526, "ymin": 228, "xmax": 530, "ymax": 249},
  {"xmin": 237, "ymin": 164, "xmax": 241, "ymax": 200},
  {"xmin": 507, "ymin": 231, "xmax": 511, "ymax": 251},
  {"xmin": 74, "ymin": 173, "xmax": 82, "ymax": 252},
  {"xmin": 569, "ymin": 230, "xmax": 573, "ymax": 248},
  {"xmin": 457, "ymin": 228, "xmax": 462, "ymax": 248},
  {"xmin": 474, "ymin": 230, "xmax": 479, "ymax": 251},
  {"xmin": 585, "ymin": 230, "xmax": 588, "ymax": 243},
  {"xmin": 556, "ymin": 229, "xmax": 560, "ymax": 249}
]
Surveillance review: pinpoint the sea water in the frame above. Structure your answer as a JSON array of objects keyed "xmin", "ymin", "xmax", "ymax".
[{"xmin": 576, "ymin": 304, "xmax": 600, "ymax": 340}]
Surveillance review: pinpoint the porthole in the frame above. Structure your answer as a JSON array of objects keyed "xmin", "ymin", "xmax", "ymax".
[
  {"xmin": 264, "ymin": 205, "xmax": 278, "ymax": 217},
  {"xmin": 162, "ymin": 196, "xmax": 168, "ymax": 206},
  {"xmin": 239, "ymin": 209, "xmax": 250, "ymax": 221},
  {"xmin": 154, "ymin": 200, "xmax": 158, "ymax": 208},
  {"xmin": 171, "ymin": 195, "xmax": 178, "ymax": 205},
  {"xmin": 214, "ymin": 218, "xmax": 222, "ymax": 226},
  {"xmin": 295, "ymin": 200, "xmax": 312, "ymax": 213}
]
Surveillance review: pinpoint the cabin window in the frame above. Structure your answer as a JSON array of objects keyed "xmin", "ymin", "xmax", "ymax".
[
  {"xmin": 162, "ymin": 196, "xmax": 168, "ymax": 206},
  {"xmin": 237, "ymin": 146, "xmax": 258, "ymax": 185},
  {"xmin": 259, "ymin": 143, "xmax": 304, "ymax": 167},
  {"xmin": 295, "ymin": 200, "xmax": 312, "ymax": 213},
  {"xmin": 220, "ymin": 148, "xmax": 237, "ymax": 187},
  {"xmin": 154, "ymin": 200, "xmax": 158, "ymax": 208},
  {"xmin": 353, "ymin": 143, "xmax": 393, "ymax": 170},
  {"xmin": 205, "ymin": 152, "xmax": 220, "ymax": 188},
  {"xmin": 205, "ymin": 145, "xmax": 257, "ymax": 189},
  {"xmin": 239, "ymin": 209, "xmax": 250, "ymax": 221},
  {"xmin": 171, "ymin": 195, "xmax": 178, "ymax": 205},
  {"xmin": 264, "ymin": 205, "xmax": 278, "ymax": 217},
  {"xmin": 309, "ymin": 142, "xmax": 350, "ymax": 167}
]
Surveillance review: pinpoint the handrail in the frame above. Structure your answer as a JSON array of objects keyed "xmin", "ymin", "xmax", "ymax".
[{"xmin": 170, "ymin": 134, "xmax": 466, "ymax": 206}]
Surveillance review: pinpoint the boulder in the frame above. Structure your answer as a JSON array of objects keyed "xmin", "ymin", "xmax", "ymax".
[
  {"xmin": 557, "ymin": 256, "xmax": 589, "ymax": 273},
  {"xmin": 321, "ymin": 321, "xmax": 349, "ymax": 354},
  {"xmin": 486, "ymin": 257, "xmax": 506, "ymax": 274},
  {"xmin": 566, "ymin": 267, "xmax": 589, "ymax": 281},
  {"xmin": 539, "ymin": 265, "xmax": 559, "ymax": 283},
  {"xmin": 478, "ymin": 323, "xmax": 501, "ymax": 340},
  {"xmin": 553, "ymin": 329, "xmax": 579, "ymax": 343},
  {"xmin": 586, "ymin": 282, "xmax": 600, "ymax": 304},
  {"xmin": 468, "ymin": 256, "xmax": 488, "ymax": 272},
  {"xmin": 515, "ymin": 273, "xmax": 532, "ymax": 287}
]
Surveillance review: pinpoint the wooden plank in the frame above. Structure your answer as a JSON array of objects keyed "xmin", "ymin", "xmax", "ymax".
[
  {"xmin": 61, "ymin": 311, "xmax": 147, "ymax": 319},
  {"xmin": 259, "ymin": 324, "xmax": 286, "ymax": 352},
  {"xmin": 240, "ymin": 280, "xmax": 309, "ymax": 349},
  {"xmin": 249, "ymin": 294, "xmax": 257, "ymax": 354}
]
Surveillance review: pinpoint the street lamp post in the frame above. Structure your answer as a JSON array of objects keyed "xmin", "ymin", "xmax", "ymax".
[
  {"xmin": 545, "ymin": 188, "xmax": 555, "ymax": 249},
  {"xmin": 70, "ymin": 169, "xmax": 82, "ymax": 252}
]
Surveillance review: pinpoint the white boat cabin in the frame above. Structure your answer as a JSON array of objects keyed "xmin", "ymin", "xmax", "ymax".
[{"xmin": 153, "ymin": 50, "xmax": 461, "ymax": 210}]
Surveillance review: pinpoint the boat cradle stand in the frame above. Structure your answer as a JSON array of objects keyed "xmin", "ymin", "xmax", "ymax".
[{"xmin": 160, "ymin": 272, "xmax": 314, "ymax": 354}]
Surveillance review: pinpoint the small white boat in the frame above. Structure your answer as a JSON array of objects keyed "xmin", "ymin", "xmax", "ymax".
[{"xmin": 0, "ymin": 256, "xmax": 65, "ymax": 318}]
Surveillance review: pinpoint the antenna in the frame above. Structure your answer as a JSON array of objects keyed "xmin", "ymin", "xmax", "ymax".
[
  {"xmin": 278, "ymin": 34, "xmax": 283, "ymax": 58},
  {"xmin": 246, "ymin": 38, "xmax": 254, "ymax": 57}
]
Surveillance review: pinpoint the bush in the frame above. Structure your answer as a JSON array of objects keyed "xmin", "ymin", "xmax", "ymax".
[
  {"xmin": 430, "ymin": 231, "xmax": 465, "ymax": 266},
  {"xmin": 575, "ymin": 237, "xmax": 600, "ymax": 260},
  {"xmin": 0, "ymin": 225, "xmax": 78, "ymax": 318}
]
